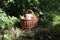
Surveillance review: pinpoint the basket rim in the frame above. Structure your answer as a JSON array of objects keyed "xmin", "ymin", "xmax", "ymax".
[{"xmin": 21, "ymin": 19, "xmax": 32, "ymax": 21}]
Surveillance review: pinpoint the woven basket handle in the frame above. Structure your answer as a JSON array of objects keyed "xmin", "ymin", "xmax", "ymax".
[
  {"xmin": 25, "ymin": 9, "xmax": 36, "ymax": 18},
  {"xmin": 25, "ymin": 9, "xmax": 34, "ymax": 14}
]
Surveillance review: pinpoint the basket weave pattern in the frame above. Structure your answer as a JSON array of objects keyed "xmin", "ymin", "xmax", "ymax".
[{"xmin": 20, "ymin": 10, "xmax": 39, "ymax": 30}]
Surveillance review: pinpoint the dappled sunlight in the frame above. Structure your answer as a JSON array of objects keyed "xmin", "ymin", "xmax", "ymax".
[
  {"xmin": 0, "ymin": 0, "xmax": 60, "ymax": 40},
  {"xmin": 52, "ymin": 14, "xmax": 60, "ymax": 26}
]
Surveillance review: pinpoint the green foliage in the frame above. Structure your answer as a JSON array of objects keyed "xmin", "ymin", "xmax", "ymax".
[
  {"xmin": 0, "ymin": 0, "xmax": 60, "ymax": 20},
  {"xmin": 0, "ymin": 9, "xmax": 19, "ymax": 29},
  {"xmin": 0, "ymin": 0, "xmax": 59, "ymax": 26},
  {"xmin": 0, "ymin": 0, "xmax": 60, "ymax": 40},
  {"xmin": 53, "ymin": 14, "xmax": 60, "ymax": 25},
  {"xmin": 2, "ymin": 34, "xmax": 11, "ymax": 40}
]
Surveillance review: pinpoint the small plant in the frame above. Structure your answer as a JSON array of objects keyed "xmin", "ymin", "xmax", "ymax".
[
  {"xmin": 0, "ymin": 9, "xmax": 19, "ymax": 29},
  {"xmin": 53, "ymin": 14, "xmax": 60, "ymax": 25},
  {"xmin": 2, "ymin": 34, "xmax": 11, "ymax": 40}
]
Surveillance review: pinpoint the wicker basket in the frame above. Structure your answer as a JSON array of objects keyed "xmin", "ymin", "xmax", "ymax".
[{"xmin": 20, "ymin": 9, "xmax": 39, "ymax": 30}]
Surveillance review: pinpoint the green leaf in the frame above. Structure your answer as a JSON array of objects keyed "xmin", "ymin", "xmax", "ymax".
[{"xmin": 53, "ymin": 14, "xmax": 60, "ymax": 25}]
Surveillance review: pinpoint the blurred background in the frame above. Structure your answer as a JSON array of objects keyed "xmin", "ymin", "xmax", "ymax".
[{"xmin": 0, "ymin": 0, "xmax": 60, "ymax": 40}]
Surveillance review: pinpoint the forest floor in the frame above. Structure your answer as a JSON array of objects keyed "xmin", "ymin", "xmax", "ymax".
[{"xmin": 0, "ymin": 26, "xmax": 40, "ymax": 40}]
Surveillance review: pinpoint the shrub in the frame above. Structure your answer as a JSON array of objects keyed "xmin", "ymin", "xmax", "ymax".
[{"xmin": 0, "ymin": 9, "xmax": 19, "ymax": 29}]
